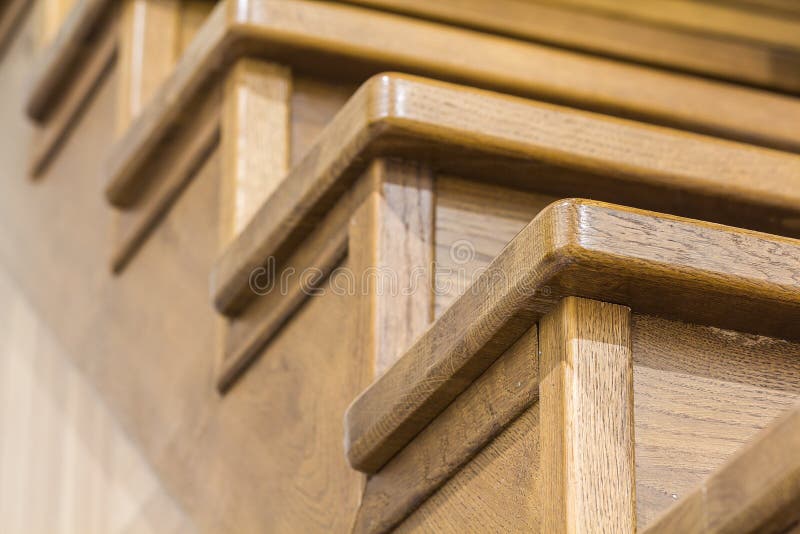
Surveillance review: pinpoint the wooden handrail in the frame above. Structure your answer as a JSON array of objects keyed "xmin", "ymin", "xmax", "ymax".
[
  {"xmin": 341, "ymin": 0, "xmax": 800, "ymax": 93},
  {"xmin": 210, "ymin": 73, "xmax": 800, "ymax": 316},
  {"xmin": 25, "ymin": 0, "xmax": 114, "ymax": 121},
  {"xmin": 104, "ymin": 0, "xmax": 800, "ymax": 209},
  {"xmin": 343, "ymin": 198, "xmax": 800, "ymax": 473},
  {"xmin": 643, "ymin": 404, "xmax": 800, "ymax": 533}
]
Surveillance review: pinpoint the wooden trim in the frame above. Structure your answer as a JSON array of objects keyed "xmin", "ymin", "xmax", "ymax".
[
  {"xmin": 352, "ymin": 325, "xmax": 539, "ymax": 534},
  {"xmin": 104, "ymin": 0, "xmax": 800, "ymax": 210},
  {"xmin": 539, "ymin": 297, "xmax": 635, "ymax": 533},
  {"xmin": 111, "ymin": 88, "xmax": 221, "ymax": 273},
  {"xmin": 343, "ymin": 198, "xmax": 800, "ymax": 473},
  {"xmin": 643, "ymin": 404, "xmax": 800, "ymax": 533},
  {"xmin": 0, "ymin": 0, "xmax": 33, "ymax": 60},
  {"xmin": 26, "ymin": 0, "xmax": 115, "ymax": 122},
  {"xmin": 340, "ymin": 0, "xmax": 800, "ymax": 93},
  {"xmin": 29, "ymin": 16, "xmax": 117, "ymax": 177},
  {"xmin": 349, "ymin": 159, "xmax": 435, "ymax": 378},
  {"xmin": 219, "ymin": 58, "xmax": 291, "ymax": 244},
  {"xmin": 211, "ymin": 73, "xmax": 800, "ymax": 317}
]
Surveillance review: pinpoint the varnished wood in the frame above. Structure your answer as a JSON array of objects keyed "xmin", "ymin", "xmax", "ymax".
[
  {"xmin": 26, "ymin": 0, "xmax": 114, "ymax": 121},
  {"xmin": 104, "ymin": 0, "xmax": 800, "ymax": 212},
  {"xmin": 353, "ymin": 325, "xmax": 539, "ymax": 533},
  {"xmin": 212, "ymin": 73, "xmax": 800, "ymax": 317},
  {"xmin": 341, "ymin": 0, "xmax": 800, "ymax": 93},
  {"xmin": 632, "ymin": 314, "xmax": 800, "ymax": 527},
  {"xmin": 219, "ymin": 58, "xmax": 290, "ymax": 244},
  {"xmin": 39, "ymin": 0, "xmax": 78, "ymax": 47},
  {"xmin": 539, "ymin": 297, "xmax": 635, "ymax": 533},
  {"xmin": 643, "ymin": 404, "xmax": 800, "ymax": 534},
  {"xmin": 344, "ymin": 198, "xmax": 800, "ymax": 473}
]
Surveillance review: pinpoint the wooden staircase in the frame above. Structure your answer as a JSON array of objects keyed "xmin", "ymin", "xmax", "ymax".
[{"xmin": 2, "ymin": 0, "xmax": 800, "ymax": 532}]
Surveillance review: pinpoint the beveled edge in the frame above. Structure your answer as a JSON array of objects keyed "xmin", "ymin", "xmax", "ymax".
[
  {"xmin": 26, "ymin": 0, "xmax": 114, "ymax": 122},
  {"xmin": 343, "ymin": 198, "xmax": 800, "ymax": 473}
]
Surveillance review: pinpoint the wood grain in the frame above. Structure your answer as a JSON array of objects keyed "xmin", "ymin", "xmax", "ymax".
[
  {"xmin": 353, "ymin": 325, "xmax": 538, "ymax": 533},
  {"xmin": 344, "ymin": 198, "xmax": 800, "ymax": 473},
  {"xmin": 219, "ymin": 58, "xmax": 290, "ymax": 244},
  {"xmin": 104, "ymin": 0, "xmax": 800, "ymax": 210},
  {"xmin": 212, "ymin": 73, "xmax": 800, "ymax": 316},
  {"xmin": 631, "ymin": 314, "xmax": 800, "ymax": 528},
  {"xmin": 539, "ymin": 296, "xmax": 635, "ymax": 533},
  {"xmin": 341, "ymin": 0, "xmax": 800, "ymax": 93},
  {"xmin": 26, "ymin": 0, "xmax": 114, "ymax": 121},
  {"xmin": 643, "ymin": 404, "xmax": 800, "ymax": 534}
]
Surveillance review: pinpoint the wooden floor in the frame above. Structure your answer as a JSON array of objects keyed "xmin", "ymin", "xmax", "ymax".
[{"xmin": 0, "ymin": 265, "xmax": 193, "ymax": 534}]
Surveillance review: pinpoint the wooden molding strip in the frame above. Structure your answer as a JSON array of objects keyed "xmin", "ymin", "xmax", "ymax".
[
  {"xmin": 26, "ymin": 0, "xmax": 115, "ymax": 122},
  {"xmin": 343, "ymin": 198, "xmax": 800, "ymax": 473},
  {"xmin": 341, "ymin": 0, "xmax": 800, "ymax": 93},
  {"xmin": 105, "ymin": 0, "xmax": 800, "ymax": 209},
  {"xmin": 352, "ymin": 325, "xmax": 539, "ymax": 534},
  {"xmin": 643, "ymin": 404, "xmax": 800, "ymax": 533},
  {"xmin": 30, "ymin": 16, "xmax": 117, "ymax": 177},
  {"xmin": 0, "ymin": 0, "xmax": 33, "ymax": 60},
  {"xmin": 211, "ymin": 73, "xmax": 800, "ymax": 317}
]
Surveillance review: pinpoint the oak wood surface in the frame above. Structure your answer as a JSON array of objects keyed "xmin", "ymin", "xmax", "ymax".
[
  {"xmin": 341, "ymin": 0, "xmax": 800, "ymax": 92},
  {"xmin": 632, "ymin": 314, "xmax": 800, "ymax": 528},
  {"xmin": 643, "ymin": 404, "xmax": 800, "ymax": 534},
  {"xmin": 353, "ymin": 325, "xmax": 539, "ymax": 533},
  {"xmin": 104, "ymin": 0, "xmax": 800, "ymax": 212},
  {"xmin": 539, "ymin": 297, "xmax": 636, "ymax": 533},
  {"xmin": 344, "ymin": 198, "xmax": 800, "ymax": 473},
  {"xmin": 212, "ymin": 73, "xmax": 800, "ymax": 317}
]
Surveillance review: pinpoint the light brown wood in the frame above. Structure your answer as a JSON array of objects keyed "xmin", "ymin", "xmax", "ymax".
[
  {"xmin": 104, "ymin": 0, "xmax": 800, "ymax": 213},
  {"xmin": 349, "ymin": 159, "xmax": 435, "ymax": 377},
  {"xmin": 643, "ymin": 404, "xmax": 800, "ymax": 534},
  {"xmin": 219, "ymin": 58, "xmax": 290, "ymax": 244},
  {"xmin": 341, "ymin": 0, "xmax": 800, "ymax": 93},
  {"xmin": 631, "ymin": 314, "xmax": 800, "ymax": 527},
  {"xmin": 354, "ymin": 325, "xmax": 539, "ymax": 533},
  {"xmin": 212, "ymin": 73, "xmax": 800, "ymax": 317},
  {"xmin": 27, "ymin": 0, "xmax": 113, "ymax": 121},
  {"xmin": 539, "ymin": 296, "xmax": 635, "ymax": 533},
  {"xmin": 40, "ymin": 0, "xmax": 78, "ymax": 47},
  {"xmin": 344, "ymin": 198, "xmax": 800, "ymax": 473}
]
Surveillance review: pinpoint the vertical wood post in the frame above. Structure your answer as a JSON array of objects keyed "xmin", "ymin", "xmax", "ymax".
[
  {"xmin": 539, "ymin": 296, "xmax": 636, "ymax": 533},
  {"xmin": 349, "ymin": 158, "xmax": 435, "ymax": 378}
]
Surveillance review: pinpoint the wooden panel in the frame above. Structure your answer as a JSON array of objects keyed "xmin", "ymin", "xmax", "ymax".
[
  {"xmin": 632, "ymin": 314, "xmax": 800, "ymax": 528},
  {"xmin": 434, "ymin": 176, "xmax": 557, "ymax": 316},
  {"xmin": 349, "ymin": 159, "xmax": 434, "ymax": 377},
  {"xmin": 539, "ymin": 296, "xmax": 635, "ymax": 533},
  {"xmin": 344, "ymin": 199, "xmax": 800, "ymax": 474},
  {"xmin": 219, "ymin": 58, "xmax": 290, "ymax": 243},
  {"xmin": 643, "ymin": 404, "xmax": 800, "ymax": 533},
  {"xmin": 213, "ymin": 74, "xmax": 800, "ymax": 318},
  {"xmin": 396, "ymin": 404, "xmax": 541, "ymax": 533},
  {"xmin": 354, "ymin": 325, "xmax": 539, "ymax": 533},
  {"xmin": 290, "ymin": 75, "xmax": 358, "ymax": 167},
  {"xmin": 342, "ymin": 0, "xmax": 800, "ymax": 92}
]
